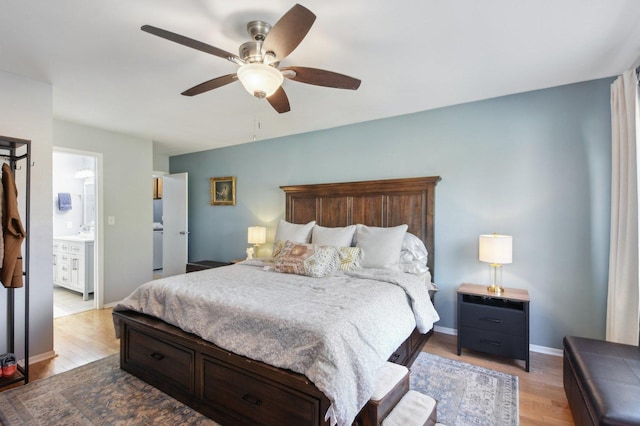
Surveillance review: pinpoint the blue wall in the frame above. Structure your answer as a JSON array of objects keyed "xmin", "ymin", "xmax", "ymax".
[{"xmin": 171, "ymin": 77, "xmax": 613, "ymax": 350}]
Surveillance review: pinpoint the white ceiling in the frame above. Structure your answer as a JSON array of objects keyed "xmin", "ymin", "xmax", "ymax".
[{"xmin": 2, "ymin": 0, "xmax": 640, "ymax": 156}]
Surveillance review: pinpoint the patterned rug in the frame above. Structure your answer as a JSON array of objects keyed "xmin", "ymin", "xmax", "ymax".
[
  {"xmin": 410, "ymin": 352, "xmax": 519, "ymax": 426},
  {"xmin": 0, "ymin": 352, "xmax": 518, "ymax": 425},
  {"xmin": 0, "ymin": 355, "xmax": 218, "ymax": 425}
]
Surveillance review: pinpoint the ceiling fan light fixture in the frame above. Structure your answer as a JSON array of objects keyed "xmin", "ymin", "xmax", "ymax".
[{"xmin": 237, "ymin": 63, "xmax": 283, "ymax": 98}]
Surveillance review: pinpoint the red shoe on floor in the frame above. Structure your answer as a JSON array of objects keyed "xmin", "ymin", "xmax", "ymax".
[{"xmin": 0, "ymin": 353, "xmax": 17, "ymax": 377}]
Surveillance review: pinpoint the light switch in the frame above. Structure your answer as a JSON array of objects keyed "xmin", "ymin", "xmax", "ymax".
[{"xmin": 108, "ymin": 216, "xmax": 115, "ymax": 225}]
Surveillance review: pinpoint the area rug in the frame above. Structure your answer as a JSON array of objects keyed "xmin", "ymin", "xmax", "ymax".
[
  {"xmin": 0, "ymin": 352, "xmax": 518, "ymax": 425},
  {"xmin": 410, "ymin": 352, "xmax": 519, "ymax": 426},
  {"xmin": 0, "ymin": 355, "xmax": 218, "ymax": 425}
]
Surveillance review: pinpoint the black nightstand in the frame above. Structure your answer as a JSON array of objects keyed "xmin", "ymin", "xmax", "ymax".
[
  {"xmin": 457, "ymin": 283, "xmax": 530, "ymax": 371},
  {"xmin": 185, "ymin": 260, "xmax": 231, "ymax": 273}
]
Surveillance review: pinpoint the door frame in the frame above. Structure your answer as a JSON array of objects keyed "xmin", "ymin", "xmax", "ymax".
[{"xmin": 52, "ymin": 147, "xmax": 104, "ymax": 309}]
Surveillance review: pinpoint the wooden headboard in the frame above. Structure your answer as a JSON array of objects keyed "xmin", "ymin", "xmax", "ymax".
[{"xmin": 280, "ymin": 176, "xmax": 441, "ymax": 279}]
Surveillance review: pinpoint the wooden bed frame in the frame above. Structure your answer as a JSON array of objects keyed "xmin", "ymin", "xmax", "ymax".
[{"xmin": 113, "ymin": 176, "xmax": 440, "ymax": 426}]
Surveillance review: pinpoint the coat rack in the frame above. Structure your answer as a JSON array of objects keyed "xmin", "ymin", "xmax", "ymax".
[{"xmin": 0, "ymin": 135, "xmax": 30, "ymax": 387}]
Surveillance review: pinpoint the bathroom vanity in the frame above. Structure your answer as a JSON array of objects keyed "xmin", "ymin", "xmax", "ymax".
[{"xmin": 53, "ymin": 236, "xmax": 94, "ymax": 301}]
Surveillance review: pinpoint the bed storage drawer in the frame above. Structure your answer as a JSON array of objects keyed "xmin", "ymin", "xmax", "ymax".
[
  {"xmin": 202, "ymin": 355, "xmax": 320, "ymax": 426},
  {"xmin": 123, "ymin": 327, "xmax": 196, "ymax": 396},
  {"xmin": 388, "ymin": 340, "xmax": 409, "ymax": 365}
]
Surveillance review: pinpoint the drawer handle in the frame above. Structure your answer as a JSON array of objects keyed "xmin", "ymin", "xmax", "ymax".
[
  {"xmin": 480, "ymin": 339, "xmax": 502, "ymax": 347},
  {"xmin": 148, "ymin": 352, "xmax": 165, "ymax": 361},
  {"xmin": 242, "ymin": 394, "xmax": 262, "ymax": 407},
  {"xmin": 480, "ymin": 317, "xmax": 502, "ymax": 324}
]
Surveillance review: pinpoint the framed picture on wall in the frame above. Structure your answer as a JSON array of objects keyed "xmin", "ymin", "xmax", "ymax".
[{"xmin": 211, "ymin": 176, "xmax": 236, "ymax": 206}]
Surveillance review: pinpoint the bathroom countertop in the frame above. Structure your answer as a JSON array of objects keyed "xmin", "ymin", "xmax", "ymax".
[{"xmin": 54, "ymin": 235, "xmax": 95, "ymax": 243}]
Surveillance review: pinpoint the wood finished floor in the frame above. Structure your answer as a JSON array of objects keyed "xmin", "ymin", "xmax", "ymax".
[
  {"xmin": 12, "ymin": 309, "xmax": 574, "ymax": 425},
  {"xmin": 423, "ymin": 332, "xmax": 573, "ymax": 425}
]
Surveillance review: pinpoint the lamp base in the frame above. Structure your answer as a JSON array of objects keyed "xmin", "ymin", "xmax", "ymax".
[{"xmin": 487, "ymin": 284, "xmax": 504, "ymax": 294}]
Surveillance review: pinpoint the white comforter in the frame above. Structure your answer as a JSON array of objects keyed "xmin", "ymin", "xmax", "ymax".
[{"xmin": 113, "ymin": 260, "xmax": 439, "ymax": 426}]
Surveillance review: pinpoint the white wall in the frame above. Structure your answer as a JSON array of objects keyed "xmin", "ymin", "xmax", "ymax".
[
  {"xmin": 152, "ymin": 144, "xmax": 169, "ymax": 173},
  {"xmin": 54, "ymin": 120, "xmax": 153, "ymax": 304},
  {"xmin": 0, "ymin": 70, "xmax": 54, "ymax": 360},
  {"xmin": 52, "ymin": 152, "xmax": 88, "ymax": 236}
]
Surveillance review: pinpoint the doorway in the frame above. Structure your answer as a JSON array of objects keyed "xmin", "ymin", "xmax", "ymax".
[
  {"xmin": 153, "ymin": 172, "xmax": 189, "ymax": 278},
  {"xmin": 52, "ymin": 149, "xmax": 101, "ymax": 317}
]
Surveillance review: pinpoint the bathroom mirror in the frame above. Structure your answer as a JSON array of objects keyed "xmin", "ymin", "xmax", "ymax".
[{"xmin": 83, "ymin": 179, "xmax": 96, "ymax": 228}]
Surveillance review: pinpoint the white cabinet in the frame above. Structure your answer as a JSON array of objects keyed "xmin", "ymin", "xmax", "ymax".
[{"xmin": 53, "ymin": 238, "xmax": 94, "ymax": 300}]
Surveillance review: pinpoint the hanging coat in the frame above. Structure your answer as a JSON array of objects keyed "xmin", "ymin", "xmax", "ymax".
[
  {"xmin": 2, "ymin": 162, "xmax": 26, "ymax": 288},
  {"xmin": 0, "ymin": 178, "xmax": 4, "ymax": 264}
]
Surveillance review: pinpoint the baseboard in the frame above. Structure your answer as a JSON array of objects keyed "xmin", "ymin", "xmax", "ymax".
[
  {"xmin": 434, "ymin": 326, "xmax": 562, "ymax": 357},
  {"xmin": 103, "ymin": 300, "xmax": 122, "ymax": 309},
  {"xmin": 434, "ymin": 325, "xmax": 457, "ymax": 335},
  {"xmin": 530, "ymin": 344, "xmax": 562, "ymax": 357},
  {"xmin": 25, "ymin": 350, "xmax": 57, "ymax": 365}
]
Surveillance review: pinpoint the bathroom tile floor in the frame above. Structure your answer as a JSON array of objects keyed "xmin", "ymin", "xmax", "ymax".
[{"xmin": 53, "ymin": 286, "xmax": 94, "ymax": 318}]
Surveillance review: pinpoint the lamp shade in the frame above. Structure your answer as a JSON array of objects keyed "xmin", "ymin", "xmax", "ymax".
[
  {"xmin": 237, "ymin": 63, "xmax": 284, "ymax": 98},
  {"xmin": 248, "ymin": 226, "xmax": 267, "ymax": 245},
  {"xmin": 479, "ymin": 234, "xmax": 512, "ymax": 264}
]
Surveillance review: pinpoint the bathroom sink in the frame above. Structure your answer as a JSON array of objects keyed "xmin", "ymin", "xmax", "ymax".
[{"xmin": 56, "ymin": 235, "xmax": 94, "ymax": 242}]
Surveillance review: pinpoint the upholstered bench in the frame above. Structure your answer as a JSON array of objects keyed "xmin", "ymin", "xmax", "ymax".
[
  {"xmin": 359, "ymin": 362, "xmax": 437, "ymax": 425},
  {"xmin": 360, "ymin": 362, "xmax": 410, "ymax": 425},
  {"xmin": 382, "ymin": 390, "xmax": 437, "ymax": 426},
  {"xmin": 563, "ymin": 336, "xmax": 640, "ymax": 425}
]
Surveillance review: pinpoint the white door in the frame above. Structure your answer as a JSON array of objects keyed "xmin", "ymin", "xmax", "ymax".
[{"xmin": 162, "ymin": 172, "xmax": 189, "ymax": 277}]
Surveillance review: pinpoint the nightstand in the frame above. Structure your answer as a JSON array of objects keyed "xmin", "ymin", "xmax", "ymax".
[
  {"xmin": 457, "ymin": 283, "xmax": 530, "ymax": 371},
  {"xmin": 185, "ymin": 260, "xmax": 231, "ymax": 273}
]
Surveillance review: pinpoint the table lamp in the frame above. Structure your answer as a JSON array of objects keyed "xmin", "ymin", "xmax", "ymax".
[
  {"xmin": 247, "ymin": 226, "xmax": 267, "ymax": 259},
  {"xmin": 479, "ymin": 234, "xmax": 512, "ymax": 294}
]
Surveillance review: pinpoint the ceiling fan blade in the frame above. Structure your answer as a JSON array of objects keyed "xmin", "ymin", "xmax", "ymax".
[
  {"xmin": 281, "ymin": 67, "xmax": 361, "ymax": 90},
  {"xmin": 267, "ymin": 86, "xmax": 291, "ymax": 113},
  {"xmin": 181, "ymin": 74, "xmax": 238, "ymax": 96},
  {"xmin": 141, "ymin": 25, "xmax": 243, "ymax": 64},
  {"xmin": 262, "ymin": 4, "xmax": 316, "ymax": 62}
]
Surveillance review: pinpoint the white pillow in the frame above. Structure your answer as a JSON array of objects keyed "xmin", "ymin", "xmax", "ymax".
[
  {"xmin": 274, "ymin": 219, "xmax": 315, "ymax": 243},
  {"xmin": 272, "ymin": 220, "xmax": 316, "ymax": 257},
  {"xmin": 399, "ymin": 232, "xmax": 429, "ymax": 275},
  {"xmin": 311, "ymin": 224, "xmax": 356, "ymax": 247},
  {"xmin": 355, "ymin": 224, "xmax": 408, "ymax": 270}
]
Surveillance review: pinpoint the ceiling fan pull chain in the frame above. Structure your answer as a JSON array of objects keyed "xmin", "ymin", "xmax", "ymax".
[{"xmin": 252, "ymin": 98, "xmax": 260, "ymax": 141}]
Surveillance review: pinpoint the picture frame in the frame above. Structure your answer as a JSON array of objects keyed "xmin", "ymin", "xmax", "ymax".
[{"xmin": 210, "ymin": 176, "xmax": 236, "ymax": 206}]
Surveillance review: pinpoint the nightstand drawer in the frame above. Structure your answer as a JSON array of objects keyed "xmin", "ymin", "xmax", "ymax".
[
  {"xmin": 459, "ymin": 327, "xmax": 527, "ymax": 359},
  {"xmin": 460, "ymin": 302, "xmax": 525, "ymax": 336}
]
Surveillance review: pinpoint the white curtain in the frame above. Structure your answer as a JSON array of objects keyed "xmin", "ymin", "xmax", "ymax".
[{"xmin": 607, "ymin": 69, "xmax": 640, "ymax": 345}]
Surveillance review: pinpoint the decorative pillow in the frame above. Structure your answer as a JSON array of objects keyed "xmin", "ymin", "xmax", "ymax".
[
  {"xmin": 272, "ymin": 220, "xmax": 316, "ymax": 257},
  {"xmin": 399, "ymin": 232, "xmax": 429, "ymax": 275},
  {"xmin": 355, "ymin": 224, "xmax": 408, "ymax": 270},
  {"xmin": 336, "ymin": 246, "xmax": 362, "ymax": 271},
  {"xmin": 274, "ymin": 241, "xmax": 339, "ymax": 278},
  {"xmin": 311, "ymin": 224, "xmax": 356, "ymax": 247}
]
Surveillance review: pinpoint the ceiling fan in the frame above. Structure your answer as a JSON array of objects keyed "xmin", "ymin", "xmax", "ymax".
[{"xmin": 142, "ymin": 4, "xmax": 361, "ymax": 113}]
